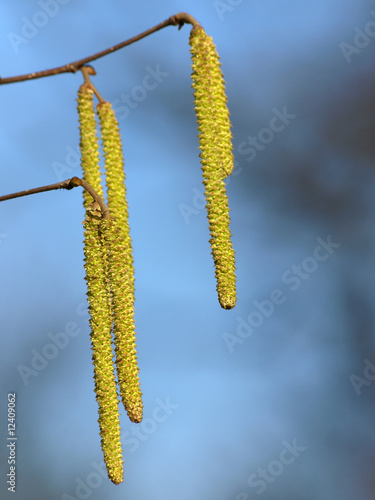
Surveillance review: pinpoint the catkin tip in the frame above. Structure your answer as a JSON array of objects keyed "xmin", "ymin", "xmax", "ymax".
[{"xmin": 219, "ymin": 295, "xmax": 237, "ymax": 310}]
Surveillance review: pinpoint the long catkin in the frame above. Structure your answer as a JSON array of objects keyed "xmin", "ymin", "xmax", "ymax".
[
  {"xmin": 97, "ymin": 101, "xmax": 143, "ymax": 424},
  {"xmin": 78, "ymin": 86, "xmax": 124, "ymax": 483},
  {"xmin": 189, "ymin": 26, "xmax": 237, "ymax": 309},
  {"xmin": 83, "ymin": 205, "xmax": 124, "ymax": 484}
]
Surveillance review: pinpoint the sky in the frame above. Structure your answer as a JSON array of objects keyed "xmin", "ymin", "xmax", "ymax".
[{"xmin": 1, "ymin": 1, "xmax": 375, "ymax": 499}]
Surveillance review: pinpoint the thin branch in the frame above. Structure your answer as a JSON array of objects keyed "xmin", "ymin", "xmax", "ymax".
[
  {"xmin": 0, "ymin": 12, "xmax": 201, "ymax": 85},
  {"xmin": 0, "ymin": 176, "xmax": 110, "ymax": 219}
]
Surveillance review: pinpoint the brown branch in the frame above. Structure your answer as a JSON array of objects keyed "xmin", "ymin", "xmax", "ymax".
[
  {"xmin": 0, "ymin": 12, "xmax": 201, "ymax": 85},
  {"xmin": 0, "ymin": 176, "xmax": 110, "ymax": 219}
]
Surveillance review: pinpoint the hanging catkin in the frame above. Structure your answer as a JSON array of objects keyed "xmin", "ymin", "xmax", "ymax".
[
  {"xmin": 83, "ymin": 204, "xmax": 124, "ymax": 484},
  {"xmin": 78, "ymin": 85, "xmax": 124, "ymax": 483},
  {"xmin": 97, "ymin": 101, "xmax": 143, "ymax": 424},
  {"xmin": 189, "ymin": 26, "xmax": 237, "ymax": 309}
]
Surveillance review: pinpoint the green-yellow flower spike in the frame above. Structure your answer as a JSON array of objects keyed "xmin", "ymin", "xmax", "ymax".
[
  {"xmin": 96, "ymin": 102, "xmax": 141, "ymax": 420},
  {"xmin": 100, "ymin": 217, "xmax": 143, "ymax": 424},
  {"xmin": 97, "ymin": 101, "xmax": 142, "ymax": 423},
  {"xmin": 77, "ymin": 84, "xmax": 103, "ymax": 209},
  {"xmin": 189, "ymin": 26, "xmax": 237, "ymax": 309},
  {"xmin": 83, "ymin": 202, "xmax": 124, "ymax": 484},
  {"xmin": 189, "ymin": 25, "xmax": 234, "ymax": 179}
]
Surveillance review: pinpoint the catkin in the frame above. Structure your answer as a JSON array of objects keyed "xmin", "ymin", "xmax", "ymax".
[
  {"xmin": 78, "ymin": 85, "xmax": 123, "ymax": 483},
  {"xmin": 189, "ymin": 26, "xmax": 237, "ymax": 309},
  {"xmin": 97, "ymin": 101, "xmax": 143, "ymax": 424},
  {"xmin": 83, "ymin": 203, "xmax": 124, "ymax": 485}
]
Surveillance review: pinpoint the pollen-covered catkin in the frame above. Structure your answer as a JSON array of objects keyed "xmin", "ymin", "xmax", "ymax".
[
  {"xmin": 100, "ymin": 217, "xmax": 143, "ymax": 424},
  {"xmin": 77, "ymin": 84, "xmax": 104, "ymax": 209},
  {"xmin": 189, "ymin": 26, "xmax": 237, "ymax": 309},
  {"xmin": 83, "ymin": 203, "xmax": 124, "ymax": 485},
  {"xmin": 97, "ymin": 101, "xmax": 143, "ymax": 424},
  {"xmin": 189, "ymin": 25, "xmax": 234, "ymax": 179}
]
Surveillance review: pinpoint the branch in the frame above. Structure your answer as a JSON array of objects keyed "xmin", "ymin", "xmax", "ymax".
[
  {"xmin": 0, "ymin": 12, "xmax": 201, "ymax": 85},
  {"xmin": 0, "ymin": 176, "xmax": 110, "ymax": 219}
]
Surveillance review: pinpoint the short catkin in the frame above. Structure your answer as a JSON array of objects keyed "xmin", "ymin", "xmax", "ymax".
[
  {"xmin": 189, "ymin": 26, "xmax": 237, "ymax": 309},
  {"xmin": 97, "ymin": 101, "xmax": 143, "ymax": 424},
  {"xmin": 83, "ymin": 203, "xmax": 124, "ymax": 485}
]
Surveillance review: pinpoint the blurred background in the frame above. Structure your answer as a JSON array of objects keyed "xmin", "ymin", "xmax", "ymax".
[{"xmin": 1, "ymin": 1, "xmax": 375, "ymax": 499}]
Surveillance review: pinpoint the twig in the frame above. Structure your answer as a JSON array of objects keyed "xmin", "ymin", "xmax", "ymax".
[
  {"xmin": 0, "ymin": 176, "xmax": 110, "ymax": 219},
  {"xmin": 0, "ymin": 12, "xmax": 201, "ymax": 85}
]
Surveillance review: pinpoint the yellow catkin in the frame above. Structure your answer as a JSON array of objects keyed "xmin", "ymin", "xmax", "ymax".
[
  {"xmin": 189, "ymin": 26, "xmax": 237, "ymax": 309},
  {"xmin": 83, "ymin": 203, "xmax": 124, "ymax": 484},
  {"xmin": 77, "ymin": 84, "xmax": 104, "ymax": 209},
  {"xmin": 97, "ymin": 101, "xmax": 143, "ymax": 424},
  {"xmin": 100, "ymin": 217, "xmax": 143, "ymax": 423},
  {"xmin": 189, "ymin": 26, "xmax": 234, "ymax": 179}
]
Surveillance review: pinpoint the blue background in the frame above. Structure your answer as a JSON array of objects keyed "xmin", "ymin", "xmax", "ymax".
[{"xmin": 1, "ymin": 1, "xmax": 375, "ymax": 499}]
